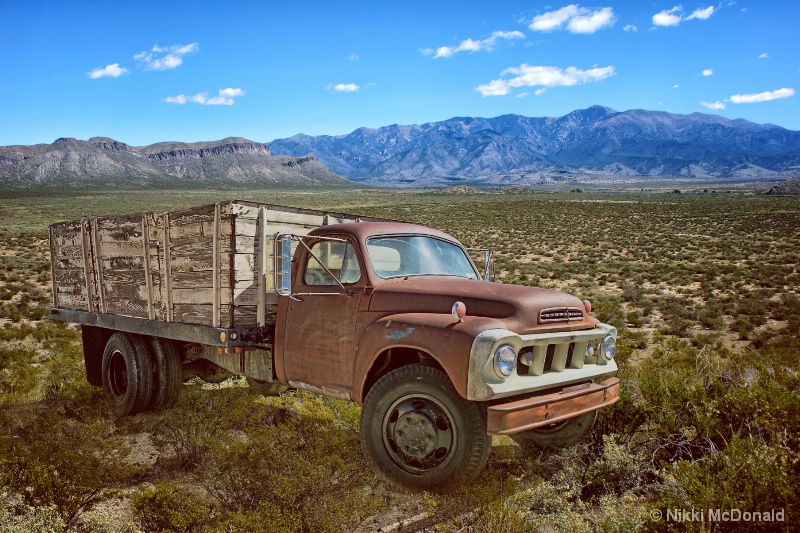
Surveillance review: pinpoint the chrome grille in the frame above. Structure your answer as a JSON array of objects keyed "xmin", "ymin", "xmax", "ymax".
[
  {"xmin": 538, "ymin": 307, "xmax": 584, "ymax": 324},
  {"xmin": 518, "ymin": 339, "xmax": 601, "ymax": 376}
]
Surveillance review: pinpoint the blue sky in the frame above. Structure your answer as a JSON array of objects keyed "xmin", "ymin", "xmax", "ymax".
[{"xmin": 1, "ymin": 1, "xmax": 798, "ymax": 146}]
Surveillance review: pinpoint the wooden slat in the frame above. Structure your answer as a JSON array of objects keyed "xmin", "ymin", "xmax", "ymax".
[
  {"xmin": 172, "ymin": 287, "xmax": 215, "ymax": 305},
  {"xmin": 56, "ymin": 282, "xmax": 88, "ymax": 297},
  {"xmin": 170, "ymin": 271, "xmax": 218, "ymax": 289},
  {"xmin": 56, "ymin": 293, "xmax": 90, "ymax": 309},
  {"xmin": 105, "ymin": 297, "xmax": 148, "ymax": 318},
  {"xmin": 99, "ymin": 241, "xmax": 145, "ymax": 258},
  {"xmin": 264, "ymin": 207, "xmax": 326, "ymax": 226},
  {"xmin": 234, "ymin": 305, "xmax": 258, "ymax": 326},
  {"xmin": 172, "ymin": 304, "xmax": 233, "ymax": 327},
  {"xmin": 54, "ymin": 256, "xmax": 86, "ymax": 271}
]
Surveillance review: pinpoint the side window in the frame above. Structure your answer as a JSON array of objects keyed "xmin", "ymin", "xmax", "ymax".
[{"xmin": 304, "ymin": 241, "xmax": 361, "ymax": 286}]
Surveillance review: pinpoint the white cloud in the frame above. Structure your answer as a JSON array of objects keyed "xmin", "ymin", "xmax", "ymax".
[
  {"xmin": 702, "ymin": 68, "xmax": 713, "ymax": 76},
  {"xmin": 429, "ymin": 30, "xmax": 524, "ymax": 59},
  {"xmin": 568, "ymin": 7, "xmax": 615, "ymax": 33},
  {"xmin": 653, "ymin": 5, "xmax": 716, "ymax": 27},
  {"xmin": 164, "ymin": 87, "xmax": 244, "ymax": 106},
  {"xmin": 535, "ymin": 88, "xmax": 547, "ymax": 95},
  {"xmin": 759, "ymin": 52, "xmax": 769, "ymax": 59},
  {"xmin": 652, "ymin": 5, "xmax": 683, "ymax": 27},
  {"xmin": 700, "ymin": 100, "xmax": 725, "ymax": 110},
  {"xmin": 687, "ymin": 6, "xmax": 715, "ymax": 20},
  {"xmin": 347, "ymin": 53, "xmax": 360, "ymax": 61},
  {"xmin": 623, "ymin": 24, "xmax": 638, "ymax": 32},
  {"xmin": 530, "ymin": 5, "xmax": 580, "ymax": 31},
  {"xmin": 729, "ymin": 88, "xmax": 794, "ymax": 104},
  {"xmin": 164, "ymin": 95, "xmax": 188, "ymax": 105},
  {"xmin": 87, "ymin": 63, "xmax": 129, "ymax": 79},
  {"xmin": 476, "ymin": 64, "xmax": 616, "ymax": 96},
  {"xmin": 135, "ymin": 42, "xmax": 198, "ymax": 71},
  {"xmin": 530, "ymin": 5, "xmax": 616, "ymax": 34},
  {"xmin": 329, "ymin": 83, "xmax": 360, "ymax": 92},
  {"xmin": 673, "ymin": 84, "xmax": 680, "ymax": 88}
]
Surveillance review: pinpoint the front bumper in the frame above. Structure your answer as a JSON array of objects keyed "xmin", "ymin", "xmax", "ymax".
[{"xmin": 487, "ymin": 377, "xmax": 620, "ymax": 435}]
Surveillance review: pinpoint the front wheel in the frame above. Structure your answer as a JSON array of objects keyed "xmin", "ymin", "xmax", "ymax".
[
  {"xmin": 510, "ymin": 411, "xmax": 596, "ymax": 449},
  {"xmin": 360, "ymin": 364, "xmax": 491, "ymax": 490}
]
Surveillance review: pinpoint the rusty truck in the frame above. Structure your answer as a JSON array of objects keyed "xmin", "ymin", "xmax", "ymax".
[{"xmin": 47, "ymin": 200, "xmax": 619, "ymax": 489}]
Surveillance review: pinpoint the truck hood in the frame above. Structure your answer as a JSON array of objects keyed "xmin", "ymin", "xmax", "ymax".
[{"xmin": 368, "ymin": 277, "xmax": 596, "ymax": 334}]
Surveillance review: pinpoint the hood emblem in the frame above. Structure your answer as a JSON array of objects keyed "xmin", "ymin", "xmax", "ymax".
[{"xmin": 538, "ymin": 307, "xmax": 584, "ymax": 324}]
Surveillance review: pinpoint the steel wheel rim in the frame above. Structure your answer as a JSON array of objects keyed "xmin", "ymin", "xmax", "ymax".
[
  {"xmin": 107, "ymin": 349, "xmax": 128, "ymax": 400},
  {"xmin": 381, "ymin": 392, "xmax": 457, "ymax": 474}
]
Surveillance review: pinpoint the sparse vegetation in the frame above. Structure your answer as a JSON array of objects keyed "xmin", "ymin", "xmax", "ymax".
[{"xmin": 1, "ymin": 188, "xmax": 798, "ymax": 531}]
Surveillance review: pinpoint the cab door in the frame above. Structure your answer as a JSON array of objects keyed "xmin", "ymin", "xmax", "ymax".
[{"xmin": 278, "ymin": 237, "xmax": 364, "ymax": 398}]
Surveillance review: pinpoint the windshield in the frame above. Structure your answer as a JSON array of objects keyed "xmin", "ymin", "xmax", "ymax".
[{"xmin": 366, "ymin": 235, "xmax": 479, "ymax": 280}]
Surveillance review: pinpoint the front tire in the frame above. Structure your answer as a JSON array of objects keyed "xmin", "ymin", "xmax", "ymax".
[
  {"xmin": 360, "ymin": 364, "xmax": 491, "ymax": 490},
  {"xmin": 510, "ymin": 411, "xmax": 596, "ymax": 449}
]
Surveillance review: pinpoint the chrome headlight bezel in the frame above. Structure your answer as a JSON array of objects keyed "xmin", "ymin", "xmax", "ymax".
[
  {"xmin": 601, "ymin": 335, "xmax": 616, "ymax": 361},
  {"xmin": 493, "ymin": 344, "xmax": 517, "ymax": 378}
]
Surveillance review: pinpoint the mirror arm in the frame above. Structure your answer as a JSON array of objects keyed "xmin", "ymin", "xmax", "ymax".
[{"xmin": 295, "ymin": 237, "xmax": 349, "ymax": 293}]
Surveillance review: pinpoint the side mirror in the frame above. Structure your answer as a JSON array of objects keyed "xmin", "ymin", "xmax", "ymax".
[{"xmin": 273, "ymin": 234, "xmax": 293, "ymax": 296}]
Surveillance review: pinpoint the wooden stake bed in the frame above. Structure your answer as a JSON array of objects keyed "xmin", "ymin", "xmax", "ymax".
[{"xmin": 49, "ymin": 200, "xmax": 383, "ymax": 329}]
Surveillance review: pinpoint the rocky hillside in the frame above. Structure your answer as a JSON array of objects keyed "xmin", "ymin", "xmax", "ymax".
[
  {"xmin": 268, "ymin": 106, "xmax": 800, "ymax": 185},
  {"xmin": 0, "ymin": 137, "xmax": 351, "ymax": 187},
  {"xmin": 766, "ymin": 176, "xmax": 800, "ymax": 195}
]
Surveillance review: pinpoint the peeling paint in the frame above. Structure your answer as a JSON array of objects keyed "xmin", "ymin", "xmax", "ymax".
[{"xmin": 385, "ymin": 327, "xmax": 414, "ymax": 340}]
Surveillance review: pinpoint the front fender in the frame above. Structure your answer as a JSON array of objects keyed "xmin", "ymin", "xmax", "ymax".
[{"xmin": 352, "ymin": 313, "xmax": 506, "ymax": 404}]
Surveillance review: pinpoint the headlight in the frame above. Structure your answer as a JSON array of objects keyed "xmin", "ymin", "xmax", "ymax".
[
  {"xmin": 494, "ymin": 345, "xmax": 517, "ymax": 378},
  {"xmin": 602, "ymin": 335, "xmax": 616, "ymax": 361}
]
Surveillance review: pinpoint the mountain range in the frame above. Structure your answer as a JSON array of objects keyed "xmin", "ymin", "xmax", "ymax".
[
  {"xmin": 268, "ymin": 106, "xmax": 800, "ymax": 185},
  {"xmin": 0, "ymin": 137, "xmax": 349, "ymax": 187},
  {"xmin": 2, "ymin": 106, "xmax": 799, "ymax": 188}
]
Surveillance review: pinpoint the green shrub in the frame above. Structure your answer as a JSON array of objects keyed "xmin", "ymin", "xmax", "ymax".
[
  {"xmin": 593, "ymin": 297, "xmax": 626, "ymax": 331},
  {"xmin": 658, "ymin": 437, "xmax": 798, "ymax": 531},
  {"xmin": 0, "ymin": 505, "xmax": 65, "ymax": 533},
  {"xmin": 196, "ymin": 394, "xmax": 380, "ymax": 532},
  {"xmin": 0, "ymin": 412, "xmax": 142, "ymax": 529},
  {"xmin": 132, "ymin": 481, "xmax": 215, "ymax": 533}
]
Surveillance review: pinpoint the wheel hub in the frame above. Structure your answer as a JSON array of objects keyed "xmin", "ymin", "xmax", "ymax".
[
  {"xmin": 383, "ymin": 394, "xmax": 455, "ymax": 472},
  {"xmin": 395, "ymin": 412, "xmax": 437, "ymax": 459}
]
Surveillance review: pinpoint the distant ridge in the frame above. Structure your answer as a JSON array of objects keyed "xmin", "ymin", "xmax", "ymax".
[
  {"xmin": 0, "ymin": 137, "xmax": 351, "ymax": 188},
  {"xmin": 268, "ymin": 106, "xmax": 800, "ymax": 185}
]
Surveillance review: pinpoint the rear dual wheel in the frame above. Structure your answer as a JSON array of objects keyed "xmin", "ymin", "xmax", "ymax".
[{"xmin": 101, "ymin": 333, "xmax": 181, "ymax": 415}]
